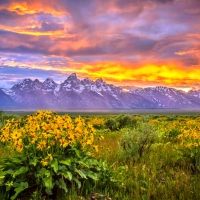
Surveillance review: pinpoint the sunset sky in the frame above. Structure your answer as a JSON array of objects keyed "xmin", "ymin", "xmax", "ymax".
[{"xmin": 0, "ymin": 0, "xmax": 200, "ymax": 91}]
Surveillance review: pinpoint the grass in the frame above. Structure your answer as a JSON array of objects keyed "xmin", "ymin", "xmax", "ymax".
[
  {"xmin": 96, "ymin": 135, "xmax": 200, "ymax": 199},
  {"xmin": 1, "ymin": 111, "xmax": 200, "ymax": 199}
]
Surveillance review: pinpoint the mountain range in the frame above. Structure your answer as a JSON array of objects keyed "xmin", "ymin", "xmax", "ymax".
[{"xmin": 1, "ymin": 73, "xmax": 200, "ymax": 110}]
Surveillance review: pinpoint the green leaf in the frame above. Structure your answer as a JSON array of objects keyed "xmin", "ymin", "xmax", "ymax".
[
  {"xmin": 56, "ymin": 178, "xmax": 68, "ymax": 193},
  {"xmin": 43, "ymin": 176, "xmax": 53, "ymax": 195},
  {"xmin": 62, "ymin": 171, "xmax": 72, "ymax": 181},
  {"xmin": 11, "ymin": 182, "xmax": 28, "ymax": 200},
  {"xmin": 87, "ymin": 171, "xmax": 98, "ymax": 181},
  {"xmin": 88, "ymin": 159, "xmax": 99, "ymax": 166},
  {"xmin": 75, "ymin": 169, "xmax": 87, "ymax": 179},
  {"xmin": 58, "ymin": 165, "xmax": 67, "ymax": 171},
  {"xmin": 13, "ymin": 167, "xmax": 28, "ymax": 178},
  {"xmin": 37, "ymin": 168, "xmax": 50, "ymax": 178},
  {"xmin": 73, "ymin": 177, "xmax": 81, "ymax": 188},
  {"xmin": 0, "ymin": 169, "xmax": 14, "ymax": 177},
  {"xmin": 11, "ymin": 158, "xmax": 22, "ymax": 164},
  {"xmin": 59, "ymin": 159, "xmax": 71, "ymax": 166},
  {"xmin": 78, "ymin": 160, "xmax": 89, "ymax": 168},
  {"xmin": 29, "ymin": 157, "xmax": 38, "ymax": 166},
  {"xmin": 73, "ymin": 148, "xmax": 81, "ymax": 158},
  {"xmin": 51, "ymin": 159, "xmax": 58, "ymax": 173}
]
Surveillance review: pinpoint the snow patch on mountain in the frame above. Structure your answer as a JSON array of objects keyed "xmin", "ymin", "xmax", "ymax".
[{"xmin": 3, "ymin": 73, "xmax": 200, "ymax": 109}]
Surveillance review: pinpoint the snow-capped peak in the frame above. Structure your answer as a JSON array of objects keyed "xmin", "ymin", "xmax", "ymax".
[{"xmin": 43, "ymin": 78, "xmax": 57, "ymax": 88}]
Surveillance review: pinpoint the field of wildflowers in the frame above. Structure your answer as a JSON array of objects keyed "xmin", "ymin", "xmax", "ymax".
[{"xmin": 0, "ymin": 111, "xmax": 200, "ymax": 199}]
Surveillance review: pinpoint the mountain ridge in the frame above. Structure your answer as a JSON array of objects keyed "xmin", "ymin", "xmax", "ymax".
[{"xmin": 1, "ymin": 73, "xmax": 200, "ymax": 109}]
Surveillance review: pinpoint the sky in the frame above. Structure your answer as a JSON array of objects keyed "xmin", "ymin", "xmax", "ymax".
[{"xmin": 0, "ymin": 0, "xmax": 200, "ymax": 91}]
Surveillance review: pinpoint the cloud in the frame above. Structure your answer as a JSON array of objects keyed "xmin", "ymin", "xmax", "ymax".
[
  {"xmin": 0, "ymin": 9, "xmax": 23, "ymax": 22},
  {"xmin": 0, "ymin": 0, "xmax": 200, "ymax": 89},
  {"xmin": 27, "ymin": 21, "xmax": 64, "ymax": 32},
  {"xmin": 0, "ymin": 66, "xmax": 66, "ymax": 88},
  {"xmin": 151, "ymin": 0, "xmax": 174, "ymax": 4}
]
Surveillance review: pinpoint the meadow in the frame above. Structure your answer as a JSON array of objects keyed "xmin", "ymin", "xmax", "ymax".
[{"xmin": 0, "ymin": 110, "xmax": 200, "ymax": 200}]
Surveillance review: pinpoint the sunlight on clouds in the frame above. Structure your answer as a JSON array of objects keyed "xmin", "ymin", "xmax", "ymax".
[
  {"xmin": 0, "ymin": 25, "xmax": 64, "ymax": 37},
  {"xmin": 0, "ymin": 0, "xmax": 200, "ymax": 90},
  {"xmin": 78, "ymin": 61, "xmax": 200, "ymax": 87},
  {"xmin": 175, "ymin": 49, "xmax": 200, "ymax": 56},
  {"xmin": 5, "ymin": 2, "xmax": 66, "ymax": 16},
  {"xmin": 2, "ymin": 56, "xmax": 200, "ymax": 90}
]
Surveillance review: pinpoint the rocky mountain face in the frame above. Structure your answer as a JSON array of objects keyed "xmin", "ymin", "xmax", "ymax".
[
  {"xmin": 1, "ymin": 73, "xmax": 200, "ymax": 109},
  {"xmin": 131, "ymin": 86, "xmax": 200, "ymax": 108},
  {"xmin": 0, "ymin": 89, "xmax": 16, "ymax": 108}
]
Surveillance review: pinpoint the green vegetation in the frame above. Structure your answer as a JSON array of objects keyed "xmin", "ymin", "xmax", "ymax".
[
  {"xmin": 0, "ymin": 111, "xmax": 19, "ymax": 128},
  {"xmin": 1, "ymin": 111, "xmax": 200, "ymax": 199}
]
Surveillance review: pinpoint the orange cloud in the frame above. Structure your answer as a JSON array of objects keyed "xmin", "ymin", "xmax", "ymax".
[
  {"xmin": 2, "ymin": 54, "xmax": 200, "ymax": 91},
  {"xmin": 0, "ymin": 24, "xmax": 67, "ymax": 37},
  {"xmin": 3, "ymin": 1, "xmax": 67, "ymax": 16},
  {"xmin": 9, "ymin": 59, "xmax": 200, "ymax": 89},
  {"xmin": 76, "ymin": 61, "xmax": 200, "ymax": 88},
  {"xmin": 0, "ymin": 0, "xmax": 73, "ymax": 37},
  {"xmin": 0, "ymin": 0, "xmax": 200, "ymax": 92}
]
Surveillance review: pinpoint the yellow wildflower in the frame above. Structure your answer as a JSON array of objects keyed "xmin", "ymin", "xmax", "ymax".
[
  {"xmin": 75, "ymin": 127, "xmax": 83, "ymax": 134},
  {"xmin": 93, "ymin": 145, "xmax": 99, "ymax": 152},
  {"xmin": 86, "ymin": 136, "xmax": 94, "ymax": 145},
  {"xmin": 48, "ymin": 154, "xmax": 53, "ymax": 161},
  {"xmin": 193, "ymin": 143, "xmax": 198, "ymax": 147},
  {"xmin": 41, "ymin": 159, "xmax": 48, "ymax": 166},
  {"xmin": 16, "ymin": 144, "xmax": 23, "ymax": 152},
  {"xmin": 11, "ymin": 130, "xmax": 22, "ymax": 140},
  {"xmin": 37, "ymin": 140, "xmax": 47, "ymax": 150}
]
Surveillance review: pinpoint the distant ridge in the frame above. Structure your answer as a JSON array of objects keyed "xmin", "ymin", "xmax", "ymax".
[
  {"xmin": 0, "ymin": 88, "xmax": 16, "ymax": 107},
  {"xmin": 1, "ymin": 73, "xmax": 200, "ymax": 109}
]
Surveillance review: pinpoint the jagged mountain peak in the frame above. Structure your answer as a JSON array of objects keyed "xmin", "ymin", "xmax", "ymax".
[
  {"xmin": 44, "ymin": 77, "xmax": 54, "ymax": 82},
  {"xmin": 33, "ymin": 79, "xmax": 40, "ymax": 82},
  {"xmin": 132, "ymin": 86, "xmax": 199, "ymax": 108},
  {"xmin": 95, "ymin": 78, "xmax": 103, "ymax": 83},
  {"xmin": 62, "ymin": 73, "xmax": 80, "ymax": 85},
  {"xmin": 95, "ymin": 78, "xmax": 104, "ymax": 88},
  {"xmin": 23, "ymin": 78, "xmax": 32, "ymax": 82},
  {"xmin": 43, "ymin": 78, "xmax": 57, "ymax": 87},
  {"xmin": 3, "ymin": 73, "xmax": 200, "ymax": 109},
  {"xmin": 145, "ymin": 86, "xmax": 171, "ymax": 91},
  {"xmin": 32, "ymin": 79, "xmax": 42, "ymax": 89},
  {"xmin": 67, "ymin": 73, "xmax": 77, "ymax": 80},
  {"xmin": 16, "ymin": 78, "xmax": 33, "ymax": 86},
  {"xmin": 81, "ymin": 78, "xmax": 93, "ymax": 85},
  {"xmin": 11, "ymin": 78, "xmax": 33, "ymax": 89},
  {"xmin": 134, "ymin": 86, "xmax": 179, "ymax": 93}
]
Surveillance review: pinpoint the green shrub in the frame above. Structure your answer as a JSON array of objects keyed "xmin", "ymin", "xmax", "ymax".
[
  {"xmin": 116, "ymin": 115, "xmax": 133, "ymax": 129},
  {"xmin": 104, "ymin": 118, "xmax": 117, "ymax": 131},
  {"xmin": 166, "ymin": 129, "xmax": 181, "ymax": 139},
  {"xmin": 0, "ymin": 111, "xmax": 19, "ymax": 128},
  {"xmin": 118, "ymin": 124, "xmax": 156, "ymax": 162}
]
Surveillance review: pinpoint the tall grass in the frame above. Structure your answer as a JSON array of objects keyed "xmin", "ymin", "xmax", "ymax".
[{"xmin": 1, "ymin": 112, "xmax": 200, "ymax": 199}]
